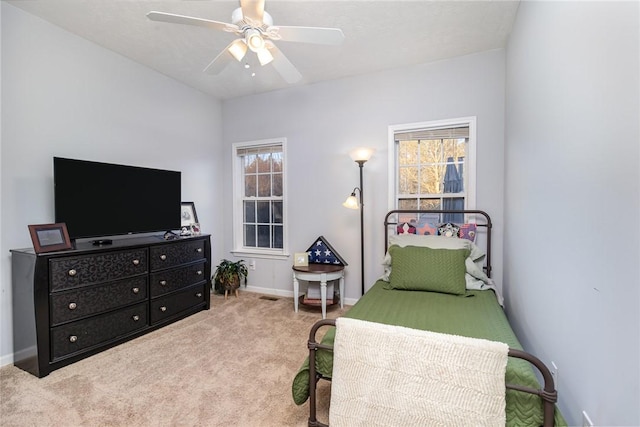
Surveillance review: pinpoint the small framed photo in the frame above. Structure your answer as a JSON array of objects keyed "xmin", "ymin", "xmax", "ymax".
[
  {"xmin": 28, "ymin": 223, "xmax": 72, "ymax": 253},
  {"xmin": 181, "ymin": 202, "xmax": 198, "ymax": 227},
  {"xmin": 190, "ymin": 223, "xmax": 201, "ymax": 236},
  {"xmin": 294, "ymin": 252, "xmax": 309, "ymax": 267}
]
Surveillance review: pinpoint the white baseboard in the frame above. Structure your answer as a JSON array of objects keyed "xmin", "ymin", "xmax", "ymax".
[
  {"xmin": 242, "ymin": 285, "xmax": 294, "ymax": 298},
  {"xmin": 343, "ymin": 297, "xmax": 358, "ymax": 306},
  {"xmin": 0, "ymin": 345, "xmax": 37, "ymax": 369},
  {"xmin": 241, "ymin": 285, "xmax": 358, "ymax": 307},
  {"xmin": 0, "ymin": 352, "xmax": 14, "ymax": 368}
]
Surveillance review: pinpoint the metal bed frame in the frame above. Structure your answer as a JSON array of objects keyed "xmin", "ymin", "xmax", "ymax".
[
  {"xmin": 307, "ymin": 319, "xmax": 558, "ymax": 427},
  {"xmin": 304, "ymin": 209, "xmax": 558, "ymax": 427}
]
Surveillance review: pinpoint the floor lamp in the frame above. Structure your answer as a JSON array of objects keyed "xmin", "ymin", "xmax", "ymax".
[{"xmin": 343, "ymin": 147, "xmax": 374, "ymax": 296}]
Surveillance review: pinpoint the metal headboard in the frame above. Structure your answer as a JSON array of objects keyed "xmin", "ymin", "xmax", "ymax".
[{"xmin": 384, "ymin": 209, "xmax": 492, "ymax": 278}]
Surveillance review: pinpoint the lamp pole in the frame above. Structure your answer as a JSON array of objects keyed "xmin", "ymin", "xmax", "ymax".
[
  {"xmin": 356, "ymin": 160, "xmax": 365, "ymax": 296},
  {"xmin": 344, "ymin": 147, "xmax": 373, "ymax": 297}
]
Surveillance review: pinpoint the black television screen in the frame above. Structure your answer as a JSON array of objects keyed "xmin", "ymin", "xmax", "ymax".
[{"xmin": 54, "ymin": 157, "xmax": 181, "ymax": 240}]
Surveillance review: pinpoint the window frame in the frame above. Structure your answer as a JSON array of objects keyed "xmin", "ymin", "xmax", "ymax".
[
  {"xmin": 387, "ymin": 117, "xmax": 477, "ymax": 211},
  {"xmin": 231, "ymin": 138, "xmax": 289, "ymax": 259}
]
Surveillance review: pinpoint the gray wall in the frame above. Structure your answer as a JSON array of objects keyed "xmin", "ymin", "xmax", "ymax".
[
  {"xmin": 504, "ymin": 2, "xmax": 639, "ymax": 425},
  {"xmin": 221, "ymin": 49, "xmax": 506, "ymax": 303},
  {"xmin": 0, "ymin": 3, "xmax": 224, "ymax": 365}
]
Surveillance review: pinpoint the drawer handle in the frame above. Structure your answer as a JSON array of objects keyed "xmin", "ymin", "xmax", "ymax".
[
  {"xmin": 160, "ymin": 254, "xmax": 167, "ymax": 261},
  {"xmin": 196, "ymin": 270, "xmax": 203, "ymax": 276},
  {"xmin": 160, "ymin": 306, "xmax": 167, "ymax": 312},
  {"xmin": 132, "ymin": 315, "xmax": 140, "ymax": 321},
  {"xmin": 68, "ymin": 269, "xmax": 77, "ymax": 277},
  {"xmin": 159, "ymin": 280, "xmax": 167, "ymax": 286},
  {"xmin": 196, "ymin": 248, "xmax": 202, "ymax": 253},
  {"xmin": 68, "ymin": 302, "xmax": 77, "ymax": 310},
  {"xmin": 132, "ymin": 287, "xmax": 140, "ymax": 294},
  {"xmin": 132, "ymin": 259, "xmax": 140, "ymax": 266},
  {"xmin": 196, "ymin": 292, "xmax": 203, "ymax": 298},
  {"xmin": 69, "ymin": 335, "xmax": 78, "ymax": 343}
]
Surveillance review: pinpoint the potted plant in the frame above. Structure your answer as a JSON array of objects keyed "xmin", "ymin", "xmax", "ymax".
[{"xmin": 212, "ymin": 259, "xmax": 248, "ymax": 299}]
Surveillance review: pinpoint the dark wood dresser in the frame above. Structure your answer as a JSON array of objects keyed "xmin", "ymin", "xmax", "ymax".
[{"xmin": 11, "ymin": 234, "xmax": 211, "ymax": 377}]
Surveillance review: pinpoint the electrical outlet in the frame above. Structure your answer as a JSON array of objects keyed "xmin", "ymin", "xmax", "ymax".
[
  {"xmin": 550, "ymin": 361, "xmax": 558, "ymax": 386},
  {"xmin": 582, "ymin": 410, "xmax": 594, "ymax": 427},
  {"xmin": 248, "ymin": 259, "xmax": 256, "ymax": 270}
]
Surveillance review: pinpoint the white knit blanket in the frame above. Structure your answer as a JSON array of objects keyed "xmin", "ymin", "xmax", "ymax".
[{"xmin": 329, "ymin": 318, "xmax": 508, "ymax": 427}]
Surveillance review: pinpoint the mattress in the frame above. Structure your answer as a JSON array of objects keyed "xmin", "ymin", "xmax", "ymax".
[{"xmin": 292, "ymin": 280, "xmax": 566, "ymax": 426}]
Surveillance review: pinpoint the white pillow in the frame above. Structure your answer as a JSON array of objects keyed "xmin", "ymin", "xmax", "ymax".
[
  {"xmin": 464, "ymin": 257, "xmax": 493, "ymax": 290},
  {"xmin": 465, "ymin": 257, "xmax": 491, "ymax": 283},
  {"xmin": 387, "ymin": 234, "xmax": 485, "ymax": 261},
  {"xmin": 380, "ymin": 234, "xmax": 488, "ymax": 287},
  {"xmin": 465, "ymin": 274, "xmax": 488, "ymax": 290}
]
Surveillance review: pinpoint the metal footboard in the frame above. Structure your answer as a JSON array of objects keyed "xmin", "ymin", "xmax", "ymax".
[{"xmin": 307, "ymin": 319, "xmax": 558, "ymax": 427}]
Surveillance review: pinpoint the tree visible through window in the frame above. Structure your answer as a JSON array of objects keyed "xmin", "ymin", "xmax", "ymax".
[{"xmin": 390, "ymin": 119, "xmax": 475, "ymax": 224}]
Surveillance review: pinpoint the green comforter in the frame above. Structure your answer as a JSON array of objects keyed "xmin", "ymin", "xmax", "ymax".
[{"xmin": 292, "ymin": 280, "xmax": 566, "ymax": 426}]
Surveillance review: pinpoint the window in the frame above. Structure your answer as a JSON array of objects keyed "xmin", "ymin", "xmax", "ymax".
[
  {"xmin": 232, "ymin": 139, "xmax": 287, "ymax": 258},
  {"xmin": 388, "ymin": 117, "xmax": 476, "ymax": 223}
]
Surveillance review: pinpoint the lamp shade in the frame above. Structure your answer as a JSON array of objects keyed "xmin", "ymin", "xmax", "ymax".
[
  {"xmin": 228, "ymin": 39, "xmax": 248, "ymax": 62},
  {"xmin": 342, "ymin": 195, "xmax": 359, "ymax": 209},
  {"xmin": 257, "ymin": 47, "xmax": 274, "ymax": 66},
  {"xmin": 246, "ymin": 29, "xmax": 265, "ymax": 52},
  {"xmin": 349, "ymin": 147, "xmax": 374, "ymax": 162}
]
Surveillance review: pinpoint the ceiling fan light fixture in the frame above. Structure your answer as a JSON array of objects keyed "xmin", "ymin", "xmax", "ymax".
[
  {"xmin": 146, "ymin": 3, "xmax": 344, "ymax": 85},
  {"xmin": 245, "ymin": 29, "xmax": 265, "ymax": 52},
  {"xmin": 228, "ymin": 39, "xmax": 248, "ymax": 62},
  {"xmin": 257, "ymin": 47, "xmax": 274, "ymax": 66}
]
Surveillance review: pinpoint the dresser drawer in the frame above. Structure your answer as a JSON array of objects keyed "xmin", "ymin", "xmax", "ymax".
[
  {"xmin": 150, "ymin": 285, "xmax": 206, "ymax": 324},
  {"xmin": 49, "ymin": 249, "xmax": 148, "ymax": 291},
  {"xmin": 149, "ymin": 261, "xmax": 206, "ymax": 298},
  {"xmin": 51, "ymin": 302, "xmax": 148, "ymax": 360},
  {"xmin": 149, "ymin": 240, "xmax": 206, "ymax": 271},
  {"xmin": 50, "ymin": 276, "xmax": 148, "ymax": 326}
]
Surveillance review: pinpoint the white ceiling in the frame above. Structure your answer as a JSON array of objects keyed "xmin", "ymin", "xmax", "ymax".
[{"xmin": 7, "ymin": 0, "xmax": 520, "ymax": 100}]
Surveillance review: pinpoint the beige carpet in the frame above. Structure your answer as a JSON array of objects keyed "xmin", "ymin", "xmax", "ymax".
[{"xmin": 0, "ymin": 291, "xmax": 349, "ymax": 426}]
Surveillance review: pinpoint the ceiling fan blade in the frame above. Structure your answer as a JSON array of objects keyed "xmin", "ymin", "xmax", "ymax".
[
  {"xmin": 269, "ymin": 26, "xmax": 345, "ymax": 45},
  {"xmin": 203, "ymin": 41, "xmax": 237, "ymax": 74},
  {"xmin": 240, "ymin": 0, "xmax": 265, "ymax": 26},
  {"xmin": 147, "ymin": 11, "xmax": 238, "ymax": 33},
  {"xmin": 266, "ymin": 41, "xmax": 302, "ymax": 84}
]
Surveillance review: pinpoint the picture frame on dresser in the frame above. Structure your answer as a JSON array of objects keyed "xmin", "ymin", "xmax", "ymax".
[
  {"xmin": 28, "ymin": 223, "xmax": 72, "ymax": 253},
  {"xmin": 190, "ymin": 223, "xmax": 201, "ymax": 235},
  {"xmin": 181, "ymin": 202, "xmax": 198, "ymax": 227}
]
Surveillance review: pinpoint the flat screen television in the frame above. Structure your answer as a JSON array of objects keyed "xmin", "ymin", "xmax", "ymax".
[{"xmin": 54, "ymin": 157, "xmax": 181, "ymax": 241}]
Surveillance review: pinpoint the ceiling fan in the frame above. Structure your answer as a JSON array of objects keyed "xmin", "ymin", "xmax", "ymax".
[{"xmin": 147, "ymin": 0, "xmax": 345, "ymax": 84}]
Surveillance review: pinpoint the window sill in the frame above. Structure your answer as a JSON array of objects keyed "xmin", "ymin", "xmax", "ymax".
[{"xmin": 230, "ymin": 249, "xmax": 290, "ymax": 260}]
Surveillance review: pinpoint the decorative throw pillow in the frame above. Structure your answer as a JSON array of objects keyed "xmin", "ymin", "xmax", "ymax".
[
  {"xmin": 385, "ymin": 245, "xmax": 469, "ymax": 295},
  {"xmin": 437, "ymin": 222, "xmax": 460, "ymax": 237},
  {"xmin": 415, "ymin": 213, "xmax": 439, "ymax": 236},
  {"xmin": 397, "ymin": 222, "xmax": 417, "ymax": 235},
  {"xmin": 458, "ymin": 223, "xmax": 477, "ymax": 242}
]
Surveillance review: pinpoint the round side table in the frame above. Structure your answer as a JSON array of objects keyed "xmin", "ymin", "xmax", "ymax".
[{"xmin": 292, "ymin": 264, "xmax": 344, "ymax": 319}]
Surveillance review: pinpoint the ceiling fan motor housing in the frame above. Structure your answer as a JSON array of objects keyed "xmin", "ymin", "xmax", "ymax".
[{"xmin": 231, "ymin": 7, "xmax": 273, "ymax": 30}]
